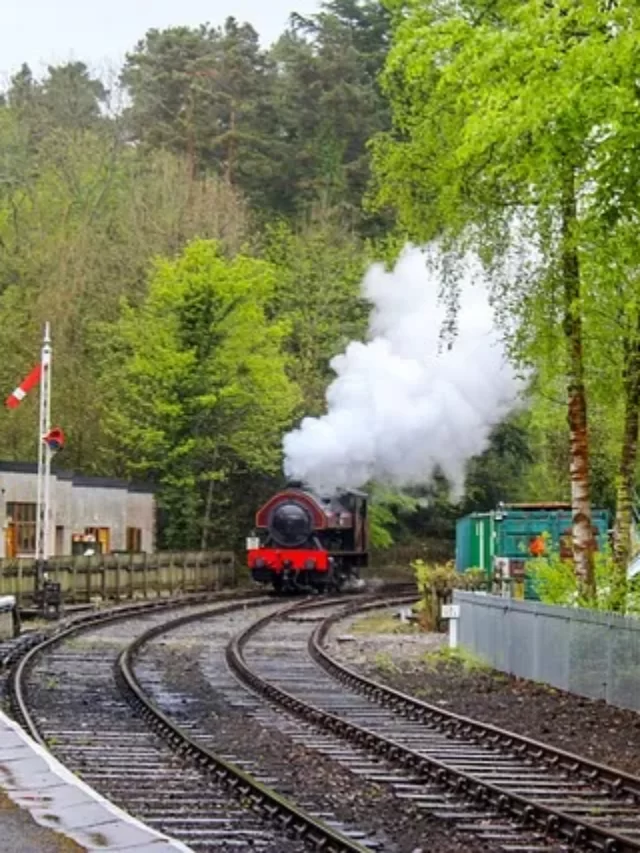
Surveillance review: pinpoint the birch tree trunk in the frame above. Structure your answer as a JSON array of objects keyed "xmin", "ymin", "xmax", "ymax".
[
  {"xmin": 561, "ymin": 171, "xmax": 596, "ymax": 598},
  {"xmin": 612, "ymin": 315, "xmax": 640, "ymax": 610}
]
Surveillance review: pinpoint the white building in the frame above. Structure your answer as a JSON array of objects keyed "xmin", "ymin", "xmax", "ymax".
[{"xmin": 0, "ymin": 461, "xmax": 155, "ymax": 559}]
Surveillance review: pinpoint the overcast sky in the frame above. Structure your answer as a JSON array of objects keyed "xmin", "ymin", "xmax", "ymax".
[{"xmin": 1, "ymin": 0, "xmax": 322, "ymax": 82}]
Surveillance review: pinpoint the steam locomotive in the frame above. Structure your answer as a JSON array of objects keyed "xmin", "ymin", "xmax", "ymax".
[{"xmin": 247, "ymin": 482, "xmax": 369, "ymax": 593}]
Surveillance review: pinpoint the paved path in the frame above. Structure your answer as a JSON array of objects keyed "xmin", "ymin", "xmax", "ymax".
[
  {"xmin": 0, "ymin": 789, "xmax": 86, "ymax": 852},
  {"xmin": 0, "ymin": 710, "xmax": 192, "ymax": 852}
]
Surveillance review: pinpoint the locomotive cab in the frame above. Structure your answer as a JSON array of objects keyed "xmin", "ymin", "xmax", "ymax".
[{"xmin": 247, "ymin": 485, "xmax": 368, "ymax": 593}]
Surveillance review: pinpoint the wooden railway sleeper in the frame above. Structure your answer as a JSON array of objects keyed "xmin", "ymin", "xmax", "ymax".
[{"xmin": 311, "ymin": 601, "xmax": 640, "ymax": 809}]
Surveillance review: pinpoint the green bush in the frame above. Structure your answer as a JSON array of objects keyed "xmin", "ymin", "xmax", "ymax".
[
  {"xmin": 528, "ymin": 542, "xmax": 640, "ymax": 615},
  {"xmin": 411, "ymin": 559, "xmax": 486, "ymax": 630}
]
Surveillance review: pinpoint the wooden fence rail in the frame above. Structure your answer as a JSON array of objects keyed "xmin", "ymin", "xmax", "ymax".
[{"xmin": 0, "ymin": 551, "xmax": 237, "ymax": 606}]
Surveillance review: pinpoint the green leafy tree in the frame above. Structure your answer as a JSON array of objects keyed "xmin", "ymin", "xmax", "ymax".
[
  {"xmin": 121, "ymin": 19, "xmax": 278, "ymax": 206},
  {"xmin": 98, "ymin": 239, "xmax": 300, "ymax": 548},
  {"xmin": 39, "ymin": 62, "xmax": 107, "ymax": 131},
  {"xmin": 462, "ymin": 417, "xmax": 534, "ymax": 513},
  {"xmin": 120, "ymin": 3, "xmax": 392, "ymax": 224},
  {"xmin": 371, "ymin": 0, "xmax": 640, "ymax": 601},
  {"xmin": 263, "ymin": 217, "xmax": 369, "ymax": 415},
  {"xmin": 6, "ymin": 62, "xmax": 107, "ymax": 142},
  {"xmin": 271, "ymin": 0, "xmax": 391, "ymax": 224},
  {"xmin": 0, "ymin": 99, "xmax": 248, "ymax": 472}
]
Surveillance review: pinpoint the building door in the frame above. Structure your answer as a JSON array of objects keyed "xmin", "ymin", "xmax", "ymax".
[
  {"xmin": 6, "ymin": 503, "xmax": 36, "ymax": 556},
  {"xmin": 98, "ymin": 528, "xmax": 110, "ymax": 554},
  {"xmin": 55, "ymin": 526, "xmax": 65, "ymax": 556},
  {"xmin": 5, "ymin": 524, "xmax": 16, "ymax": 559},
  {"xmin": 126, "ymin": 527, "xmax": 142, "ymax": 552}
]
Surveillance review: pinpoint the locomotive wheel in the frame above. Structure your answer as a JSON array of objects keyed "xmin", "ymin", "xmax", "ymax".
[{"xmin": 327, "ymin": 568, "xmax": 343, "ymax": 593}]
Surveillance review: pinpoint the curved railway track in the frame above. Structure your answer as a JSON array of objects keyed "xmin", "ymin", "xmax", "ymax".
[
  {"xmin": 227, "ymin": 596, "xmax": 640, "ymax": 853},
  {"xmin": 126, "ymin": 598, "xmax": 399, "ymax": 851},
  {"xmin": 7, "ymin": 592, "xmax": 373, "ymax": 853}
]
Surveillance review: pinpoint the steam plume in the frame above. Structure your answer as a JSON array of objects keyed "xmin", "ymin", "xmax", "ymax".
[{"xmin": 283, "ymin": 244, "xmax": 524, "ymax": 497}]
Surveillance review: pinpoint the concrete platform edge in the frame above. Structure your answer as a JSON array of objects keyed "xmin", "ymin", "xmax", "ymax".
[{"xmin": 0, "ymin": 708, "xmax": 193, "ymax": 851}]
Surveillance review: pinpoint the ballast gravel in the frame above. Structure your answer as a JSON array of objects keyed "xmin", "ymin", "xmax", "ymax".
[
  {"xmin": 141, "ymin": 631, "xmax": 495, "ymax": 853},
  {"xmin": 327, "ymin": 608, "xmax": 640, "ymax": 777}
]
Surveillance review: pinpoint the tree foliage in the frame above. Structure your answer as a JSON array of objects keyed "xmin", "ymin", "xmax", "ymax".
[
  {"xmin": 97, "ymin": 240, "xmax": 300, "ymax": 548},
  {"xmin": 371, "ymin": 0, "xmax": 640, "ymax": 601},
  {"xmin": 120, "ymin": 3, "xmax": 391, "ymax": 224},
  {"xmin": 2, "ymin": 0, "xmax": 640, "ymax": 570},
  {"xmin": 263, "ymin": 218, "xmax": 370, "ymax": 415}
]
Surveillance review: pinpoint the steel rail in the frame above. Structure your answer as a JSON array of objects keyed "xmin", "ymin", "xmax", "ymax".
[
  {"xmin": 228, "ymin": 596, "xmax": 640, "ymax": 853},
  {"xmin": 117, "ymin": 597, "xmax": 373, "ymax": 853},
  {"xmin": 9, "ymin": 590, "xmax": 372, "ymax": 852},
  {"xmin": 8, "ymin": 590, "xmax": 263, "ymax": 742},
  {"xmin": 311, "ymin": 596, "xmax": 640, "ymax": 802}
]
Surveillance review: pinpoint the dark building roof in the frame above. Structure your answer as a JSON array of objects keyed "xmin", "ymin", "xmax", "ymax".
[{"xmin": 0, "ymin": 460, "xmax": 155, "ymax": 494}]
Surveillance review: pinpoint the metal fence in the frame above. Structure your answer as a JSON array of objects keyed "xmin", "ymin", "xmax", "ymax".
[
  {"xmin": 0, "ymin": 551, "xmax": 237, "ymax": 606},
  {"xmin": 453, "ymin": 590, "xmax": 640, "ymax": 712}
]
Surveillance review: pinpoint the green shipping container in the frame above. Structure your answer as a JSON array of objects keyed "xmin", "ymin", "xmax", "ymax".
[
  {"xmin": 455, "ymin": 503, "xmax": 610, "ymax": 597},
  {"xmin": 456, "ymin": 514, "xmax": 496, "ymax": 572}
]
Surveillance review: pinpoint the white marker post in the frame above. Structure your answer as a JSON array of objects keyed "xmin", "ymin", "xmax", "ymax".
[
  {"xmin": 441, "ymin": 603, "xmax": 461, "ymax": 649},
  {"xmin": 34, "ymin": 323, "xmax": 52, "ymax": 592}
]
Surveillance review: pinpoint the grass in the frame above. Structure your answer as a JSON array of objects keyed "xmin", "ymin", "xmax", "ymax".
[
  {"xmin": 421, "ymin": 646, "xmax": 491, "ymax": 673},
  {"xmin": 350, "ymin": 612, "xmax": 419, "ymax": 636},
  {"xmin": 373, "ymin": 651, "xmax": 398, "ymax": 673},
  {"xmin": 24, "ymin": 617, "xmax": 50, "ymax": 629}
]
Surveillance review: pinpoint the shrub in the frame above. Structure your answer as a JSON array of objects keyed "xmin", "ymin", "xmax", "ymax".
[
  {"xmin": 529, "ymin": 543, "xmax": 640, "ymax": 615},
  {"xmin": 411, "ymin": 559, "xmax": 486, "ymax": 631}
]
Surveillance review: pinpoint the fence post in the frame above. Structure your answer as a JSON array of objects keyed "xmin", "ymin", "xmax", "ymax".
[
  {"xmin": 153, "ymin": 554, "xmax": 160, "ymax": 598},
  {"xmin": 127, "ymin": 551, "xmax": 133, "ymax": 600},
  {"xmin": 502, "ymin": 601, "xmax": 509, "ymax": 674},
  {"xmin": 86, "ymin": 559, "xmax": 92, "ymax": 603},
  {"xmin": 167, "ymin": 554, "xmax": 174, "ymax": 598},
  {"xmin": 113, "ymin": 556, "xmax": 119, "ymax": 602},
  {"xmin": 16, "ymin": 561, "xmax": 22, "ymax": 610},
  {"xmin": 143, "ymin": 552, "xmax": 148, "ymax": 599}
]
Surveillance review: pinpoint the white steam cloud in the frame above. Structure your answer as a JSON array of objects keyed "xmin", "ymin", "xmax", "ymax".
[{"xmin": 283, "ymin": 243, "xmax": 525, "ymax": 497}]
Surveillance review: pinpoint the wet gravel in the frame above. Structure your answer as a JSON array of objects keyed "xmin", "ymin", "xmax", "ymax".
[
  {"xmin": 327, "ymin": 608, "xmax": 640, "ymax": 777},
  {"xmin": 21, "ymin": 601, "xmax": 313, "ymax": 853},
  {"xmin": 138, "ymin": 611, "xmax": 495, "ymax": 853}
]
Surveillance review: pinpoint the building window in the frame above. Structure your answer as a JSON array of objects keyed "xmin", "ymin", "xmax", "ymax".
[
  {"xmin": 6, "ymin": 502, "xmax": 37, "ymax": 555},
  {"xmin": 84, "ymin": 527, "xmax": 110, "ymax": 555},
  {"xmin": 126, "ymin": 527, "xmax": 142, "ymax": 553}
]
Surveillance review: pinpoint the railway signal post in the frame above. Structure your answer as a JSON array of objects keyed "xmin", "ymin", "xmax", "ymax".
[
  {"xmin": 34, "ymin": 323, "xmax": 53, "ymax": 594},
  {"xmin": 4, "ymin": 324, "xmax": 65, "ymax": 615}
]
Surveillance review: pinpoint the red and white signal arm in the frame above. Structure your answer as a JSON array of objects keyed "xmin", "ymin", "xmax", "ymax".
[{"xmin": 43, "ymin": 427, "xmax": 65, "ymax": 452}]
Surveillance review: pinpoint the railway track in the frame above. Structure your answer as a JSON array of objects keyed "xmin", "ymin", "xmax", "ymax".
[
  {"xmin": 128, "ymin": 599, "xmax": 397, "ymax": 851},
  {"xmin": 227, "ymin": 596, "xmax": 640, "ymax": 853},
  {"xmin": 7, "ymin": 592, "xmax": 373, "ymax": 853}
]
